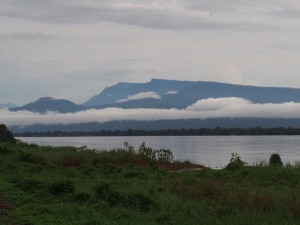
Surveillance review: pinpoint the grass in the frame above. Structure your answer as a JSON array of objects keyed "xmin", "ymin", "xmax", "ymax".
[{"xmin": 0, "ymin": 141, "xmax": 300, "ymax": 224}]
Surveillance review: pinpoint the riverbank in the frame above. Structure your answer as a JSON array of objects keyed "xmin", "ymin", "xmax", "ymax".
[{"xmin": 0, "ymin": 141, "xmax": 299, "ymax": 224}]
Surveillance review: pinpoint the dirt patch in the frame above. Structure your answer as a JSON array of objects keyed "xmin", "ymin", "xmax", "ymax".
[
  {"xmin": 0, "ymin": 194, "xmax": 14, "ymax": 211},
  {"xmin": 0, "ymin": 194, "xmax": 20, "ymax": 225}
]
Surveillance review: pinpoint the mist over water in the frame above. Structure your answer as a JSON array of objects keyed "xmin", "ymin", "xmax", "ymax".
[{"xmin": 19, "ymin": 136, "xmax": 300, "ymax": 168}]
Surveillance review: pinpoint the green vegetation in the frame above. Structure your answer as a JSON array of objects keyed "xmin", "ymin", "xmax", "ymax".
[
  {"xmin": 0, "ymin": 124, "xmax": 16, "ymax": 143},
  {"xmin": 0, "ymin": 136, "xmax": 300, "ymax": 224},
  {"xmin": 269, "ymin": 153, "xmax": 283, "ymax": 167},
  {"xmin": 226, "ymin": 153, "xmax": 247, "ymax": 171}
]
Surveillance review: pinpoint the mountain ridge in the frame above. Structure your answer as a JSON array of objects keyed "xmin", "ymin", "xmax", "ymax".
[{"xmin": 7, "ymin": 78, "xmax": 300, "ymax": 113}]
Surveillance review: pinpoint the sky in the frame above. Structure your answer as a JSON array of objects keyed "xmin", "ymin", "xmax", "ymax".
[{"xmin": 1, "ymin": 0, "xmax": 300, "ymax": 105}]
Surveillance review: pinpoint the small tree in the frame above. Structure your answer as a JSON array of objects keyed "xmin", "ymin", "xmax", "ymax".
[
  {"xmin": 226, "ymin": 153, "xmax": 247, "ymax": 170},
  {"xmin": 269, "ymin": 153, "xmax": 283, "ymax": 167}
]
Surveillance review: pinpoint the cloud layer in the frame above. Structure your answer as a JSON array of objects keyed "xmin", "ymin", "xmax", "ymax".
[
  {"xmin": 0, "ymin": 0, "xmax": 279, "ymax": 31},
  {"xmin": 2, "ymin": 97, "xmax": 300, "ymax": 127}
]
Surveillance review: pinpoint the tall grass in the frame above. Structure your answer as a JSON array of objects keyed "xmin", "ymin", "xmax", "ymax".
[{"xmin": 0, "ymin": 142, "xmax": 300, "ymax": 224}]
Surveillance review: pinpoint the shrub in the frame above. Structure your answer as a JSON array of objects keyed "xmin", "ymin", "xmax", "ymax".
[
  {"xmin": 125, "ymin": 193, "xmax": 154, "ymax": 212},
  {"xmin": 55, "ymin": 153, "xmax": 86, "ymax": 167},
  {"xmin": 156, "ymin": 149, "xmax": 173, "ymax": 163},
  {"xmin": 19, "ymin": 151, "xmax": 33, "ymax": 163},
  {"xmin": 48, "ymin": 180, "xmax": 75, "ymax": 195},
  {"xmin": 18, "ymin": 151, "xmax": 44, "ymax": 164},
  {"xmin": 226, "ymin": 153, "xmax": 247, "ymax": 171},
  {"xmin": 17, "ymin": 179, "xmax": 43, "ymax": 193},
  {"xmin": 94, "ymin": 183, "xmax": 124, "ymax": 206},
  {"xmin": 138, "ymin": 142, "xmax": 173, "ymax": 163},
  {"xmin": 98, "ymin": 164, "xmax": 121, "ymax": 177},
  {"xmin": 72, "ymin": 192, "xmax": 92, "ymax": 203},
  {"xmin": 94, "ymin": 183, "xmax": 154, "ymax": 211},
  {"xmin": 0, "ymin": 145, "xmax": 12, "ymax": 155},
  {"xmin": 269, "ymin": 153, "xmax": 283, "ymax": 167},
  {"xmin": 138, "ymin": 142, "xmax": 156, "ymax": 161},
  {"xmin": 0, "ymin": 124, "xmax": 16, "ymax": 144}
]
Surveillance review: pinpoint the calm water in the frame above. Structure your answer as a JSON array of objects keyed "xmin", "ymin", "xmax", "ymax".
[{"xmin": 19, "ymin": 136, "xmax": 300, "ymax": 168}]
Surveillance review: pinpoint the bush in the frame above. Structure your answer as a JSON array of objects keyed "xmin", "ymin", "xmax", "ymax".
[
  {"xmin": 17, "ymin": 179, "xmax": 43, "ymax": 193},
  {"xmin": 138, "ymin": 142, "xmax": 173, "ymax": 163},
  {"xmin": 48, "ymin": 180, "xmax": 75, "ymax": 195},
  {"xmin": 0, "ymin": 124, "xmax": 16, "ymax": 144},
  {"xmin": 156, "ymin": 149, "xmax": 173, "ymax": 163},
  {"xmin": 269, "ymin": 153, "xmax": 283, "ymax": 167},
  {"xmin": 125, "ymin": 193, "xmax": 154, "ymax": 212},
  {"xmin": 72, "ymin": 192, "xmax": 92, "ymax": 203},
  {"xmin": 94, "ymin": 183, "xmax": 124, "ymax": 206},
  {"xmin": 226, "ymin": 153, "xmax": 247, "ymax": 171},
  {"xmin": 98, "ymin": 164, "xmax": 121, "ymax": 177},
  {"xmin": 94, "ymin": 183, "xmax": 154, "ymax": 211},
  {"xmin": 18, "ymin": 151, "xmax": 44, "ymax": 164},
  {"xmin": 0, "ymin": 145, "xmax": 12, "ymax": 155},
  {"xmin": 138, "ymin": 142, "xmax": 156, "ymax": 161}
]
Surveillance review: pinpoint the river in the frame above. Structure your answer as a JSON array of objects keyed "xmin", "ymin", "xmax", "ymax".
[{"xmin": 18, "ymin": 136, "xmax": 300, "ymax": 168}]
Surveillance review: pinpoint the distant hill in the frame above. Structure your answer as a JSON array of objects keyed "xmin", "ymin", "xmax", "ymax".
[
  {"xmin": 8, "ymin": 79, "xmax": 300, "ymax": 132},
  {"xmin": 84, "ymin": 79, "xmax": 300, "ymax": 109},
  {"xmin": 10, "ymin": 97, "xmax": 87, "ymax": 113},
  {"xmin": 84, "ymin": 79, "xmax": 194, "ymax": 107},
  {"xmin": 10, "ymin": 79, "xmax": 300, "ymax": 113}
]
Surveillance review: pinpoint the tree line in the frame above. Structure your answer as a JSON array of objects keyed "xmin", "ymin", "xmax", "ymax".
[{"xmin": 13, "ymin": 127, "xmax": 300, "ymax": 137}]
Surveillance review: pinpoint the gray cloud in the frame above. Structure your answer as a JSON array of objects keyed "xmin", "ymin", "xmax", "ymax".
[
  {"xmin": 2, "ymin": 97, "xmax": 300, "ymax": 127},
  {"xmin": 0, "ymin": 0, "xmax": 275, "ymax": 31},
  {"xmin": 275, "ymin": 8, "xmax": 300, "ymax": 19},
  {"xmin": 0, "ymin": 32, "xmax": 56, "ymax": 40}
]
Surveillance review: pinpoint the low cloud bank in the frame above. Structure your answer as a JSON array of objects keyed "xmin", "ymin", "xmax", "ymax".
[{"xmin": 2, "ymin": 97, "xmax": 300, "ymax": 127}]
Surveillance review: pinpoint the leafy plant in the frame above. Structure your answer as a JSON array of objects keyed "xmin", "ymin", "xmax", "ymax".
[
  {"xmin": 156, "ymin": 149, "xmax": 173, "ymax": 163},
  {"xmin": 269, "ymin": 153, "xmax": 283, "ymax": 167},
  {"xmin": 226, "ymin": 153, "xmax": 247, "ymax": 170},
  {"xmin": 124, "ymin": 142, "xmax": 135, "ymax": 153},
  {"xmin": 138, "ymin": 142, "xmax": 156, "ymax": 161},
  {"xmin": 138, "ymin": 142, "xmax": 173, "ymax": 163}
]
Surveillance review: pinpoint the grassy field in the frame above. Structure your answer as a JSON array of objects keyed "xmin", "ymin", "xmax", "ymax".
[{"xmin": 0, "ymin": 141, "xmax": 300, "ymax": 225}]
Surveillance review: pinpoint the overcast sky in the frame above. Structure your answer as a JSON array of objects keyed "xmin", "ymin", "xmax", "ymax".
[{"xmin": 1, "ymin": 0, "xmax": 300, "ymax": 105}]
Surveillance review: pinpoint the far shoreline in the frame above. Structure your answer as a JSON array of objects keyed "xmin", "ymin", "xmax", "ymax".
[{"xmin": 13, "ymin": 127, "xmax": 300, "ymax": 137}]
